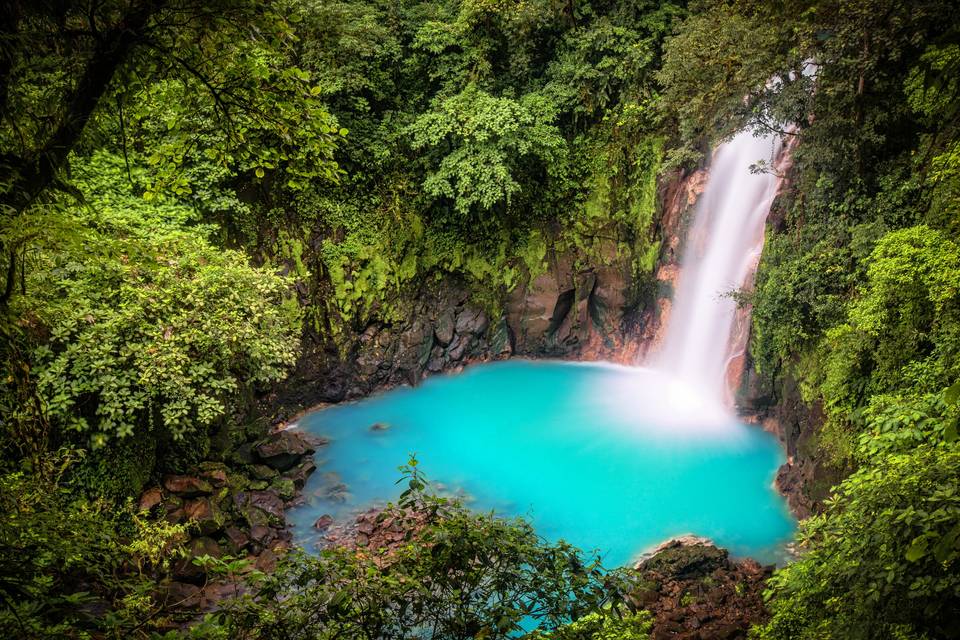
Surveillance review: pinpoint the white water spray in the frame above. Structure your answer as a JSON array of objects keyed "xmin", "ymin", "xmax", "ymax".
[
  {"xmin": 601, "ymin": 128, "xmax": 788, "ymax": 432},
  {"xmin": 655, "ymin": 130, "xmax": 785, "ymax": 405}
]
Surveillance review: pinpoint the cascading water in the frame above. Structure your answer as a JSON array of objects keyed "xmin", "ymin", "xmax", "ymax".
[
  {"xmin": 602, "ymin": 128, "xmax": 789, "ymax": 430},
  {"xmin": 655, "ymin": 129, "xmax": 786, "ymax": 405},
  {"xmin": 286, "ymin": 128, "xmax": 798, "ymax": 568}
]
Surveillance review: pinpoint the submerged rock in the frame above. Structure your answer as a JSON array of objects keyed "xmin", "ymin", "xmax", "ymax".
[{"xmin": 284, "ymin": 458, "xmax": 317, "ymax": 490}]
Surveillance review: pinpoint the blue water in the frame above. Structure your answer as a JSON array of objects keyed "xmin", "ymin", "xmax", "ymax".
[{"xmin": 288, "ymin": 360, "xmax": 796, "ymax": 566}]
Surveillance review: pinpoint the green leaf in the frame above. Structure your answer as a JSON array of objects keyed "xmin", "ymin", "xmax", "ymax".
[
  {"xmin": 906, "ymin": 538, "xmax": 928, "ymax": 562},
  {"xmin": 945, "ymin": 381, "xmax": 960, "ymax": 405}
]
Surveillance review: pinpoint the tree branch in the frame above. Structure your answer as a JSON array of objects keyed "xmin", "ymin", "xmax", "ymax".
[{"xmin": 4, "ymin": 0, "xmax": 166, "ymax": 215}]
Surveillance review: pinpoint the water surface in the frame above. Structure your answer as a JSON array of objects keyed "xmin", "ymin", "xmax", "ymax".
[{"xmin": 289, "ymin": 360, "xmax": 795, "ymax": 566}]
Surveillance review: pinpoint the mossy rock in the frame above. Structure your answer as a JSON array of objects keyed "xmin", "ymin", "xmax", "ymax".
[
  {"xmin": 270, "ymin": 477, "xmax": 296, "ymax": 501},
  {"xmin": 248, "ymin": 463, "xmax": 279, "ymax": 481}
]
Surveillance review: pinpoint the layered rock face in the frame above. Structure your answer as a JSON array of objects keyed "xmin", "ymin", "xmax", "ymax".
[{"xmin": 272, "ymin": 167, "xmax": 706, "ymax": 417}]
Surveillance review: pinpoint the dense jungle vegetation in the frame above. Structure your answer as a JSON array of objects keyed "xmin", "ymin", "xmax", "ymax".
[{"xmin": 0, "ymin": 0, "xmax": 958, "ymax": 638}]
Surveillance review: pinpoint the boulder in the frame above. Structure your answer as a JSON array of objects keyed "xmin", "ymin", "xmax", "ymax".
[
  {"xmin": 254, "ymin": 430, "xmax": 317, "ymax": 471},
  {"xmin": 270, "ymin": 476, "xmax": 296, "ymax": 501},
  {"xmin": 198, "ymin": 462, "xmax": 229, "ymax": 487},
  {"xmin": 446, "ymin": 335, "xmax": 469, "ymax": 361},
  {"xmin": 455, "ymin": 307, "xmax": 489, "ymax": 335},
  {"xmin": 138, "ymin": 486, "xmax": 163, "ymax": 512},
  {"xmin": 182, "ymin": 497, "xmax": 225, "ymax": 536},
  {"xmin": 249, "ymin": 525, "xmax": 274, "ymax": 546},
  {"xmin": 284, "ymin": 458, "xmax": 317, "ymax": 490},
  {"xmin": 313, "ymin": 514, "xmax": 334, "ymax": 531},
  {"xmin": 434, "ymin": 309, "xmax": 455, "ymax": 347},
  {"xmin": 163, "ymin": 475, "xmax": 213, "ymax": 497},
  {"xmin": 632, "ymin": 540, "xmax": 773, "ymax": 640},
  {"xmin": 224, "ymin": 526, "xmax": 251, "ymax": 552},
  {"xmin": 233, "ymin": 490, "xmax": 285, "ymax": 528},
  {"xmin": 248, "ymin": 463, "xmax": 279, "ymax": 481}
]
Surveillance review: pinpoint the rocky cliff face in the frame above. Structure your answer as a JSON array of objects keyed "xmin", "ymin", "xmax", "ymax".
[{"xmin": 268, "ymin": 167, "xmax": 707, "ymax": 420}]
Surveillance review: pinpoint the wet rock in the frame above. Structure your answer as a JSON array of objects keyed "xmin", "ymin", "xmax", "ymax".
[
  {"xmin": 138, "ymin": 486, "xmax": 163, "ymax": 512},
  {"xmin": 370, "ymin": 422, "xmax": 390, "ymax": 432},
  {"xmin": 426, "ymin": 354, "xmax": 444, "ymax": 373},
  {"xmin": 446, "ymin": 335, "xmax": 468, "ymax": 361},
  {"xmin": 233, "ymin": 490, "xmax": 285, "ymax": 528},
  {"xmin": 249, "ymin": 463, "xmax": 279, "ymax": 481},
  {"xmin": 270, "ymin": 476, "xmax": 296, "ymax": 501},
  {"xmin": 434, "ymin": 309, "xmax": 455, "ymax": 347},
  {"xmin": 455, "ymin": 307, "xmax": 489, "ymax": 335},
  {"xmin": 163, "ymin": 475, "xmax": 213, "ymax": 497},
  {"xmin": 182, "ymin": 497, "xmax": 225, "ymax": 536},
  {"xmin": 254, "ymin": 430, "xmax": 317, "ymax": 471},
  {"xmin": 284, "ymin": 458, "xmax": 317, "ymax": 490},
  {"xmin": 314, "ymin": 514, "xmax": 334, "ymax": 530},
  {"xmin": 489, "ymin": 317, "xmax": 513, "ymax": 356}
]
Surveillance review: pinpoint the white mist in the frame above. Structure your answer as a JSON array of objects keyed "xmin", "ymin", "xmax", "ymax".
[{"xmin": 656, "ymin": 129, "xmax": 784, "ymax": 405}]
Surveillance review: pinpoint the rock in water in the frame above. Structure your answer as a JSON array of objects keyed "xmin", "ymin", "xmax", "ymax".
[{"xmin": 254, "ymin": 430, "xmax": 318, "ymax": 471}]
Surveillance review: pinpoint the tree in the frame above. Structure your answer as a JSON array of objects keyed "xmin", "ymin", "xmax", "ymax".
[
  {"xmin": 407, "ymin": 83, "xmax": 565, "ymax": 217},
  {"xmin": 0, "ymin": 0, "xmax": 342, "ymax": 304},
  {"xmin": 9, "ymin": 152, "xmax": 301, "ymax": 453}
]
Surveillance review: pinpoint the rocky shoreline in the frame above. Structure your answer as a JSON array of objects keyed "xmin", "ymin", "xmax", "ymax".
[
  {"xmin": 135, "ymin": 164, "xmax": 819, "ymax": 634},
  {"xmin": 137, "ymin": 429, "xmax": 323, "ymax": 610}
]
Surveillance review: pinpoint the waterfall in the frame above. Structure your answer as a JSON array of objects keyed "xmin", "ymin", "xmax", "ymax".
[
  {"xmin": 655, "ymin": 129, "xmax": 786, "ymax": 406},
  {"xmin": 601, "ymin": 127, "xmax": 790, "ymax": 432}
]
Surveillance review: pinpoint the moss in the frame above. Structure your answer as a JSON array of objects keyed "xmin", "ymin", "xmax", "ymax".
[{"xmin": 68, "ymin": 435, "xmax": 157, "ymax": 502}]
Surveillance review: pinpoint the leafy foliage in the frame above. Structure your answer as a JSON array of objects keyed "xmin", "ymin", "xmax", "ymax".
[
  {"xmin": 755, "ymin": 445, "xmax": 960, "ymax": 640},
  {"xmin": 0, "ymin": 451, "xmax": 189, "ymax": 638},
  {"xmin": 190, "ymin": 459, "xmax": 640, "ymax": 640},
  {"xmin": 13, "ymin": 153, "xmax": 301, "ymax": 448},
  {"xmin": 408, "ymin": 84, "xmax": 565, "ymax": 216}
]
